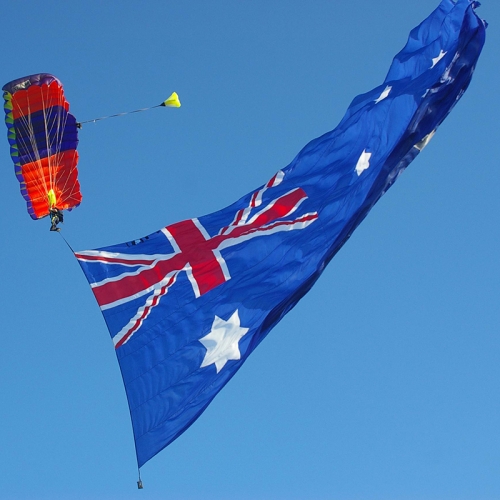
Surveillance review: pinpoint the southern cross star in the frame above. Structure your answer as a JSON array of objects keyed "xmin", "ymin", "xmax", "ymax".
[
  {"xmin": 355, "ymin": 149, "xmax": 372, "ymax": 176},
  {"xmin": 374, "ymin": 85, "xmax": 392, "ymax": 104},
  {"xmin": 199, "ymin": 310, "xmax": 249, "ymax": 373},
  {"xmin": 431, "ymin": 49, "xmax": 447, "ymax": 68}
]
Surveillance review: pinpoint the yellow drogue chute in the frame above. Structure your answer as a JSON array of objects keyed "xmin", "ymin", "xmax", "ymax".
[
  {"xmin": 77, "ymin": 92, "xmax": 181, "ymax": 126},
  {"xmin": 161, "ymin": 92, "xmax": 181, "ymax": 108}
]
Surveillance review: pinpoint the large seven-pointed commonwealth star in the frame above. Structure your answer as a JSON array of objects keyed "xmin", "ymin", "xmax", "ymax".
[{"xmin": 199, "ymin": 310, "xmax": 249, "ymax": 373}]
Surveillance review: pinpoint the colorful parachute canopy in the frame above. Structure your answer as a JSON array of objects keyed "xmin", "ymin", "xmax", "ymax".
[{"xmin": 3, "ymin": 73, "xmax": 81, "ymax": 220}]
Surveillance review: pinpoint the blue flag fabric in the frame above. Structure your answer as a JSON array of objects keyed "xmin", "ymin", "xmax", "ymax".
[{"xmin": 76, "ymin": 0, "xmax": 486, "ymax": 468}]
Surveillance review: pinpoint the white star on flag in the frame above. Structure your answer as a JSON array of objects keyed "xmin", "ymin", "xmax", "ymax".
[
  {"xmin": 431, "ymin": 49, "xmax": 447, "ymax": 68},
  {"xmin": 415, "ymin": 130, "xmax": 436, "ymax": 151},
  {"xmin": 374, "ymin": 85, "xmax": 392, "ymax": 103},
  {"xmin": 199, "ymin": 310, "xmax": 249, "ymax": 373},
  {"xmin": 355, "ymin": 150, "xmax": 372, "ymax": 176}
]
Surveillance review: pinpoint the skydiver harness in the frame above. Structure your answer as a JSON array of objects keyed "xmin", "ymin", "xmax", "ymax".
[{"xmin": 49, "ymin": 208, "xmax": 64, "ymax": 232}]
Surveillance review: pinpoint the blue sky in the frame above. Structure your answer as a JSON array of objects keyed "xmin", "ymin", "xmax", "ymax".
[{"xmin": 0, "ymin": 1, "xmax": 499, "ymax": 499}]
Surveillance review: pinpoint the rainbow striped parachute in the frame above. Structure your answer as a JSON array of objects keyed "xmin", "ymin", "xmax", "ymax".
[{"xmin": 3, "ymin": 73, "xmax": 81, "ymax": 220}]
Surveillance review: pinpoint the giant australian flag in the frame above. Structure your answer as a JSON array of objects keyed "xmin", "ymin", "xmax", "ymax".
[{"xmin": 76, "ymin": 0, "xmax": 486, "ymax": 468}]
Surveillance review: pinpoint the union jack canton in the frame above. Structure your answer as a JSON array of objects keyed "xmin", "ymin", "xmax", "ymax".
[{"xmin": 76, "ymin": 171, "xmax": 317, "ymax": 348}]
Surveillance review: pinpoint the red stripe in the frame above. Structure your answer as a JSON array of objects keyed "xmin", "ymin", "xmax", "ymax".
[
  {"xmin": 93, "ymin": 253, "xmax": 184, "ymax": 306},
  {"xmin": 249, "ymin": 189, "xmax": 306, "ymax": 227},
  {"xmin": 11, "ymin": 81, "xmax": 69, "ymax": 119},
  {"xmin": 114, "ymin": 278, "xmax": 173, "ymax": 348},
  {"xmin": 266, "ymin": 174, "xmax": 277, "ymax": 188},
  {"xmin": 250, "ymin": 191, "xmax": 258, "ymax": 207},
  {"xmin": 75, "ymin": 254, "xmax": 156, "ymax": 266},
  {"xmin": 228, "ymin": 213, "xmax": 318, "ymax": 240}
]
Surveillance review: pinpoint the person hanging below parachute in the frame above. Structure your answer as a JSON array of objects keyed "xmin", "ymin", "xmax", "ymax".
[{"xmin": 3, "ymin": 73, "xmax": 180, "ymax": 231}]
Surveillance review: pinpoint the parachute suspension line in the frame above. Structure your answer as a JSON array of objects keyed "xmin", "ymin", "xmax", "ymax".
[
  {"xmin": 42, "ymin": 90, "xmax": 53, "ymax": 205},
  {"xmin": 29, "ymin": 88, "xmax": 53, "ymax": 210},
  {"xmin": 16, "ymin": 86, "xmax": 57, "ymax": 207},
  {"xmin": 40, "ymin": 88, "xmax": 57, "ymax": 210},
  {"xmin": 13, "ymin": 97, "xmax": 48, "ymax": 208},
  {"xmin": 22, "ymin": 82, "xmax": 71, "ymax": 215},
  {"xmin": 77, "ymin": 92, "xmax": 180, "ymax": 127},
  {"xmin": 137, "ymin": 468, "xmax": 143, "ymax": 490},
  {"xmin": 44, "ymin": 85, "xmax": 68, "ymax": 210},
  {"xmin": 50, "ymin": 87, "xmax": 73, "ymax": 209}
]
